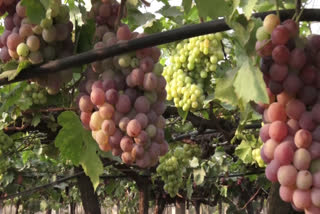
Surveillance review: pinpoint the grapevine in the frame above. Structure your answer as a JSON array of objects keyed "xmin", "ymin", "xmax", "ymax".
[{"xmin": 256, "ymin": 13, "xmax": 320, "ymax": 213}]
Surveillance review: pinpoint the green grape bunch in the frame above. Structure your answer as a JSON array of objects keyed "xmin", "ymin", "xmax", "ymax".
[
  {"xmin": 22, "ymin": 83, "xmax": 48, "ymax": 105},
  {"xmin": 163, "ymin": 33, "xmax": 224, "ymax": 111},
  {"xmin": 156, "ymin": 144, "xmax": 201, "ymax": 197}
]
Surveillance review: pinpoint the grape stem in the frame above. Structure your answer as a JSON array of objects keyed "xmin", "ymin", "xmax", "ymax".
[
  {"xmin": 115, "ymin": 0, "xmax": 127, "ymax": 30},
  {"xmin": 1, "ymin": 9, "xmax": 320, "ymax": 86},
  {"xmin": 275, "ymin": 0, "xmax": 280, "ymax": 18},
  {"xmin": 240, "ymin": 187, "xmax": 261, "ymax": 210},
  {"xmin": 293, "ymin": 0, "xmax": 302, "ymax": 21}
]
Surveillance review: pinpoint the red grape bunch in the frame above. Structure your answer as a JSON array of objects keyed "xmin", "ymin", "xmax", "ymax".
[
  {"xmin": 77, "ymin": 0, "xmax": 168, "ymax": 168},
  {"xmin": 256, "ymin": 14, "xmax": 320, "ymax": 213},
  {"xmin": 0, "ymin": 0, "xmax": 74, "ymax": 95}
]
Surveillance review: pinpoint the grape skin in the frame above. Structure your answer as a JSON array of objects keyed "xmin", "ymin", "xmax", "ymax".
[
  {"xmin": 295, "ymin": 129, "xmax": 312, "ymax": 149},
  {"xmin": 292, "ymin": 190, "xmax": 312, "ymax": 209},
  {"xmin": 268, "ymin": 102, "xmax": 287, "ymax": 122},
  {"xmin": 269, "ymin": 121, "xmax": 288, "ymax": 142},
  {"xmin": 274, "ymin": 142, "xmax": 294, "ymax": 165},
  {"xmin": 265, "ymin": 160, "xmax": 280, "ymax": 182},
  {"xmin": 263, "ymin": 14, "xmax": 280, "ymax": 34},
  {"xmin": 296, "ymin": 170, "xmax": 313, "ymax": 190},
  {"xmin": 279, "ymin": 185, "xmax": 295, "ymax": 202},
  {"xmin": 293, "ymin": 148, "xmax": 312, "ymax": 170},
  {"xmin": 277, "ymin": 165, "xmax": 297, "ymax": 186}
]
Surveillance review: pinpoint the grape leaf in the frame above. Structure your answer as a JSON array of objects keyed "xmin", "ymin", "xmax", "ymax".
[
  {"xmin": 194, "ymin": 0, "xmax": 231, "ymax": 20},
  {"xmin": 240, "ymin": 0, "xmax": 258, "ymax": 19},
  {"xmin": 189, "ymin": 157, "xmax": 199, "ymax": 168},
  {"xmin": 21, "ymin": 0, "xmax": 46, "ymax": 24},
  {"xmin": 76, "ymin": 19, "xmax": 95, "ymax": 53},
  {"xmin": 233, "ymin": 58, "xmax": 268, "ymax": 104},
  {"xmin": 215, "ymin": 68, "xmax": 238, "ymax": 107},
  {"xmin": 177, "ymin": 108, "xmax": 188, "ymax": 121},
  {"xmin": 193, "ymin": 167, "xmax": 205, "ymax": 185},
  {"xmin": 1, "ymin": 61, "xmax": 32, "ymax": 81},
  {"xmin": 235, "ymin": 140, "xmax": 253, "ymax": 164},
  {"xmin": 55, "ymin": 111, "xmax": 104, "ymax": 190},
  {"xmin": 1, "ymin": 61, "xmax": 18, "ymax": 72},
  {"xmin": 31, "ymin": 113, "xmax": 41, "ymax": 127},
  {"xmin": 0, "ymin": 82, "xmax": 27, "ymax": 114},
  {"xmin": 80, "ymin": 131, "xmax": 104, "ymax": 190},
  {"xmin": 157, "ymin": 6, "xmax": 183, "ymax": 18},
  {"xmin": 186, "ymin": 174, "xmax": 193, "ymax": 199},
  {"xmin": 182, "ymin": 0, "xmax": 192, "ymax": 14},
  {"xmin": 55, "ymin": 111, "xmax": 85, "ymax": 165},
  {"xmin": 125, "ymin": 8, "xmax": 155, "ymax": 30}
]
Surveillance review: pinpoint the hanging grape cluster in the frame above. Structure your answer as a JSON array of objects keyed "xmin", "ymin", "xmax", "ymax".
[
  {"xmin": 162, "ymin": 34, "xmax": 224, "ymax": 111},
  {"xmin": 156, "ymin": 144, "xmax": 201, "ymax": 197},
  {"xmin": 0, "ymin": 0, "xmax": 74, "ymax": 95},
  {"xmin": 22, "ymin": 83, "xmax": 48, "ymax": 105},
  {"xmin": 77, "ymin": 0, "xmax": 168, "ymax": 168},
  {"xmin": 256, "ymin": 14, "xmax": 320, "ymax": 213}
]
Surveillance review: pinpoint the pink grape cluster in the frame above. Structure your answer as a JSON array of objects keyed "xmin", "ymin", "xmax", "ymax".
[
  {"xmin": 0, "ymin": 0, "xmax": 74, "ymax": 95},
  {"xmin": 0, "ymin": 0, "xmax": 18, "ymax": 16},
  {"xmin": 255, "ymin": 14, "xmax": 320, "ymax": 213},
  {"xmin": 77, "ymin": 0, "xmax": 168, "ymax": 168}
]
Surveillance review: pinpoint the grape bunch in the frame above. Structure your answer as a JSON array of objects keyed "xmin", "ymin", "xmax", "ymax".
[
  {"xmin": 22, "ymin": 83, "xmax": 48, "ymax": 105},
  {"xmin": 162, "ymin": 34, "xmax": 224, "ymax": 111},
  {"xmin": 256, "ymin": 14, "xmax": 320, "ymax": 213},
  {"xmin": 77, "ymin": 0, "xmax": 168, "ymax": 168},
  {"xmin": 156, "ymin": 144, "xmax": 201, "ymax": 197},
  {"xmin": 0, "ymin": 0, "xmax": 74, "ymax": 94}
]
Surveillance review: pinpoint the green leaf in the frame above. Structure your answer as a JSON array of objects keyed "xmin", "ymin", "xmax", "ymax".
[
  {"xmin": 186, "ymin": 174, "xmax": 193, "ymax": 199},
  {"xmin": 157, "ymin": 6, "xmax": 183, "ymax": 18},
  {"xmin": 193, "ymin": 167, "xmax": 205, "ymax": 185},
  {"xmin": 177, "ymin": 108, "xmax": 188, "ymax": 121},
  {"xmin": 80, "ymin": 131, "xmax": 104, "ymax": 190},
  {"xmin": 215, "ymin": 68, "xmax": 238, "ymax": 107},
  {"xmin": 76, "ymin": 19, "xmax": 95, "ymax": 53},
  {"xmin": 55, "ymin": 111, "xmax": 85, "ymax": 165},
  {"xmin": 233, "ymin": 58, "xmax": 268, "ymax": 104},
  {"xmin": 240, "ymin": 0, "xmax": 258, "ymax": 19},
  {"xmin": 182, "ymin": 0, "xmax": 192, "ymax": 14},
  {"xmin": 0, "ymin": 70, "xmax": 18, "ymax": 81},
  {"xmin": 1, "ymin": 61, "xmax": 18, "ymax": 72},
  {"xmin": 203, "ymin": 93, "xmax": 215, "ymax": 107},
  {"xmin": 189, "ymin": 157, "xmax": 199, "ymax": 168},
  {"xmin": 125, "ymin": 7, "xmax": 155, "ymax": 30},
  {"xmin": 31, "ymin": 113, "xmax": 41, "ymax": 127},
  {"xmin": 0, "ymin": 82, "xmax": 27, "ymax": 114},
  {"xmin": 235, "ymin": 140, "xmax": 253, "ymax": 164},
  {"xmin": 127, "ymin": 0, "xmax": 139, "ymax": 6},
  {"xmin": 7, "ymin": 61, "xmax": 32, "ymax": 81},
  {"xmin": 21, "ymin": 0, "xmax": 46, "ymax": 24},
  {"xmin": 55, "ymin": 111, "xmax": 103, "ymax": 190},
  {"xmin": 40, "ymin": 0, "xmax": 50, "ymax": 9},
  {"xmin": 220, "ymin": 185, "xmax": 228, "ymax": 197},
  {"xmin": 194, "ymin": 0, "xmax": 231, "ymax": 20}
]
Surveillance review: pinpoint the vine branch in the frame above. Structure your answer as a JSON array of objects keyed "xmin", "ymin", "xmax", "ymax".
[{"xmin": 0, "ymin": 9, "xmax": 320, "ymax": 86}]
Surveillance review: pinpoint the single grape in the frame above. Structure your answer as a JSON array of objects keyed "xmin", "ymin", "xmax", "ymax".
[
  {"xmin": 277, "ymin": 165, "xmax": 297, "ymax": 186},
  {"xmin": 263, "ymin": 14, "xmax": 280, "ymax": 34},
  {"xmin": 292, "ymin": 190, "xmax": 312, "ymax": 210},
  {"xmin": 293, "ymin": 148, "xmax": 312, "ymax": 170}
]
